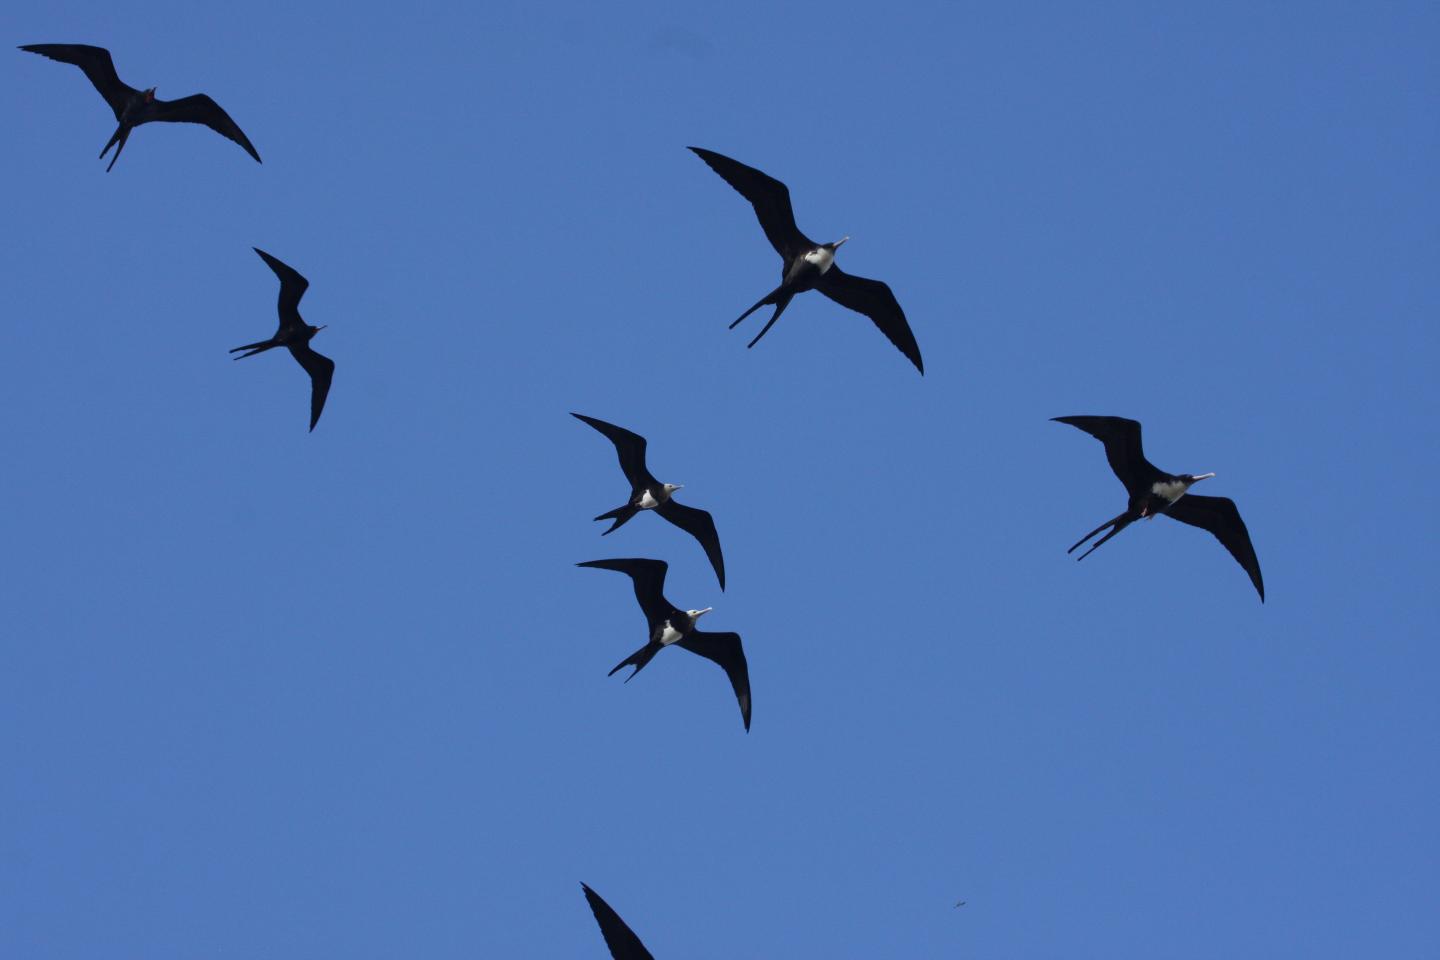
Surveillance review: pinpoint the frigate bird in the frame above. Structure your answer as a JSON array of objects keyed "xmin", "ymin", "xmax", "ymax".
[
  {"xmin": 577, "ymin": 558, "xmax": 751, "ymax": 731},
  {"xmin": 231, "ymin": 248, "xmax": 333, "ymax": 432},
  {"xmin": 572, "ymin": 413, "xmax": 726, "ymax": 589},
  {"xmin": 1053, "ymin": 416, "xmax": 1264, "ymax": 600},
  {"xmin": 689, "ymin": 146, "xmax": 923, "ymax": 374},
  {"xmin": 19, "ymin": 44, "xmax": 261, "ymax": 171},
  {"xmin": 581, "ymin": 884, "xmax": 654, "ymax": 960}
]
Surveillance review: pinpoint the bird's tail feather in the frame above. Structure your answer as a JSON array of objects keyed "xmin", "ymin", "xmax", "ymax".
[
  {"xmin": 745, "ymin": 294, "xmax": 794, "ymax": 349},
  {"xmin": 608, "ymin": 642, "xmax": 662, "ymax": 681},
  {"xmin": 593, "ymin": 504, "xmax": 638, "ymax": 535},
  {"xmin": 229, "ymin": 339, "xmax": 278, "ymax": 359},
  {"xmin": 1068, "ymin": 511, "xmax": 1133, "ymax": 561},
  {"xmin": 729, "ymin": 284, "xmax": 784, "ymax": 329},
  {"xmin": 101, "ymin": 124, "xmax": 129, "ymax": 172}
]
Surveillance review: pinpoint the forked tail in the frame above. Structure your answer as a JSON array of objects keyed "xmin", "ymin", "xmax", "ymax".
[
  {"xmin": 1067, "ymin": 511, "xmax": 1134, "ymax": 561},
  {"xmin": 100, "ymin": 123, "xmax": 130, "ymax": 172},
  {"xmin": 593, "ymin": 504, "xmax": 638, "ymax": 535},
  {"xmin": 608, "ymin": 641, "xmax": 662, "ymax": 681},
  {"xmin": 229, "ymin": 338, "xmax": 279, "ymax": 359},
  {"xmin": 730, "ymin": 286, "xmax": 795, "ymax": 349}
]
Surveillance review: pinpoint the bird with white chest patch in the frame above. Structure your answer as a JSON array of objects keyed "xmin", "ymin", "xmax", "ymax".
[
  {"xmin": 572, "ymin": 413, "xmax": 726, "ymax": 589},
  {"xmin": 1052, "ymin": 416, "xmax": 1265, "ymax": 601},
  {"xmin": 688, "ymin": 146, "xmax": 924, "ymax": 374},
  {"xmin": 577, "ymin": 558, "xmax": 751, "ymax": 731}
]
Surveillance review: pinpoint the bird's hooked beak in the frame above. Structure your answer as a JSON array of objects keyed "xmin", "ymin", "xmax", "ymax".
[
  {"xmin": 314, "ymin": 324, "xmax": 328, "ymax": 334},
  {"xmin": 1192, "ymin": 472, "xmax": 1216, "ymax": 483},
  {"xmin": 832, "ymin": 235, "xmax": 850, "ymax": 250},
  {"xmin": 693, "ymin": 607, "xmax": 713, "ymax": 619}
]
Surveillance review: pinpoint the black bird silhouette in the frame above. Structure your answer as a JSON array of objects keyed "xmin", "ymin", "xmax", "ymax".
[
  {"xmin": 231, "ymin": 249, "xmax": 334, "ymax": 432},
  {"xmin": 572, "ymin": 413, "xmax": 726, "ymax": 589},
  {"xmin": 689, "ymin": 146, "xmax": 923, "ymax": 374},
  {"xmin": 581, "ymin": 883, "xmax": 654, "ymax": 960},
  {"xmin": 578, "ymin": 558, "xmax": 751, "ymax": 731},
  {"xmin": 20, "ymin": 44, "xmax": 261, "ymax": 171},
  {"xmin": 1053, "ymin": 416, "xmax": 1264, "ymax": 601}
]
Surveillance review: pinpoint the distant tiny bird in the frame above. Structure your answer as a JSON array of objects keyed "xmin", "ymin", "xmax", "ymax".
[
  {"xmin": 689, "ymin": 146, "xmax": 923, "ymax": 374},
  {"xmin": 581, "ymin": 883, "xmax": 654, "ymax": 960},
  {"xmin": 231, "ymin": 249, "xmax": 334, "ymax": 432},
  {"xmin": 572, "ymin": 413, "xmax": 726, "ymax": 589},
  {"xmin": 1053, "ymin": 416, "xmax": 1264, "ymax": 600},
  {"xmin": 578, "ymin": 558, "xmax": 751, "ymax": 731},
  {"xmin": 19, "ymin": 44, "xmax": 261, "ymax": 171},
  {"xmin": 955, "ymin": 900, "xmax": 967, "ymax": 908}
]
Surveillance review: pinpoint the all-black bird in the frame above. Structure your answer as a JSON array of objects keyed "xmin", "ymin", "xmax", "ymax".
[
  {"xmin": 1053, "ymin": 416, "xmax": 1264, "ymax": 600},
  {"xmin": 231, "ymin": 248, "xmax": 334, "ymax": 432},
  {"xmin": 573, "ymin": 413, "xmax": 726, "ymax": 589},
  {"xmin": 689, "ymin": 146, "xmax": 923, "ymax": 374},
  {"xmin": 19, "ymin": 44, "xmax": 261, "ymax": 171},
  {"xmin": 577, "ymin": 558, "xmax": 751, "ymax": 731},
  {"xmin": 581, "ymin": 884, "xmax": 655, "ymax": 960}
]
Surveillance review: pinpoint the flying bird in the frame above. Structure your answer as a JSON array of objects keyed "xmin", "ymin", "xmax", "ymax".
[
  {"xmin": 19, "ymin": 43, "xmax": 261, "ymax": 171},
  {"xmin": 231, "ymin": 248, "xmax": 334, "ymax": 432},
  {"xmin": 572, "ymin": 413, "xmax": 726, "ymax": 589},
  {"xmin": 581, "ymin": 883, "xmax": 655, "ymax": 960},
  {"xmin": 1052, "ymin": 416, "xmax": 1264, "ymax": 600},
  {"xmin": 689, "ymin": 146, "xmax": 923, "ymax": 374},
  {"xmin": 578, "ymin": 558, "xmax": 751, "ymax": 731}
]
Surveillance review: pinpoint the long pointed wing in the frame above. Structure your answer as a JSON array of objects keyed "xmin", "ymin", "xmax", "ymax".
[
  {"xmin": 1051, "ymin": 416, "xmax": 1162, "ymax": 496},
  {"xmin": 572, "ymin": 414, "xmax": 657, "ymax": 488},
  {"xmin": 149, "ymin": 93, "xmax": 260, "ymax": 162},
  {"xmin": 576, "ymin": 558, "xmax": 673, "ymax": 625},
  {"xmin": 1164, "ymin": 494, "xmax": 1265, "ymax": 601},
  {"xmin": 20, "ymin": 44, "xmax": 135, "ymax": 118},
  {"xmin": 287, "ymin": 344, "xmax": 334, "ymax": 432},
  {"xmin": 676, "ymin": 629, "xmax": 751, "ymax": 731},
  {"xmin": 253, "ymin": 248, "xmax": 309, "ymax": 331},
  {"xmin": 814, "ymin": 265, "xmax": 923, "ymax": 374},
  {"xmin": 654, "ymin": 500, "xmax": 725, "ymax": 590},
  {"xmin": 689, "ymin": 146, "xmax": 815, "ymax": 260},
  {"xmin": 581, "ymin": 884, "xmax": 655, "ymax": 960}
]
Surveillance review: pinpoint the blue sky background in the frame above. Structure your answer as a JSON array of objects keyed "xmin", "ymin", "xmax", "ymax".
[{"xmin": 2, "ymin": 2, "xmax": 1437, "ymax": 956}]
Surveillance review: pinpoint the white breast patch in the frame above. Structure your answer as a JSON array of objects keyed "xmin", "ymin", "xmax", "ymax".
[
  {"xmin": 638, "ymin": 490, "xmax": 660, "ymax": 509},
  {"xmin": 658, "ymin": 621, "xmax": 684, "ymax": 645},
  {"xmin": 803, "ymin": 247, "xmax": 835, "ymax": 274},
  {"xmin": 1151, "ymin": 479, "xmax": 1189, "ymax": 503}
]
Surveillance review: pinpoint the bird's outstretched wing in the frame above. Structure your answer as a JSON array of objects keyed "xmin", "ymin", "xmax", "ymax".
[
  {"xmin": 288, "ymin": 344, "xmax": 334, "ymax": 432},
  {"xmin": 689, "ymin": 146, "xmax": 815, "ymax": 260},
  {"xmin": 676, "ymin": 629, "xmax": 752, "ymax": 731},
  {"xmin": 20, "ymin": 44, "xmax": 135, "ymax": 118},
  {"xmin": 149, "ymin": 93, "xmax": 261, "ymax": 163},
  {"xmin": 1051, "ymin": 416, "xmax": 1162, "ymax": 496},
  {"xmin": 814, "ymin": 265, "xmax": 924, "ymax": 374},
  {"xmin": 253, "ymin": 248, "xmax": 310, "ymax": 329},
  {"xmin": 572, "ymin": 414, "xmax": 657, "ymax": 489},
  {"xmin": 581, "ymin": 884, "xmax": 655, "ymax": 960},
  {"xmin": 654, "ymin": 500, "xmax": 725, "ymax": 590},
  {"xmin": 1164, "ymin": 494, "xmax": 1265, "ymax": 601},
  {"xmin": 576, "ymin": 558, "xmax": 674, "ymax": 625}
]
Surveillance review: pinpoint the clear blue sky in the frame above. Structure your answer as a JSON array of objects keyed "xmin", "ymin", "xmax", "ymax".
[{"xmin": 3, "ymin": 2, "xmax": 1437, "ymax": 956}]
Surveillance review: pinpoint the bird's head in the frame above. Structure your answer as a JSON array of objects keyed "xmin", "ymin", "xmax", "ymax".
[
  {"xmin": 144, "ymin": 87, "xmax": 156, "ymax": 102},
  {"xmin": 687, "ymin": 607, "xmax": 713, "ymax": 621},
  {"xmin": 662, "ymin": 483, "xmax": 684, "ymax": 495},
  {"xmin": 308, "ymin": 324, "xmax": 327, "ymax": 338},
  {"xmin": 827, "ymin": 236, "xmax": 850, "ymax": 251}
]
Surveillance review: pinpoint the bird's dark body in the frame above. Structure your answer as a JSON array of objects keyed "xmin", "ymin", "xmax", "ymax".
[
  {"xmin": 577, "ymin": 557, "xmax": 752, "ymax": 730},
  {"xmin": 231, "ymin": 248, "xmax": 335, "ymax": 432},
  {"xmin": 1053, "ymin": 415, "xmax": 1265, "ymax": 601},
  {"xmin": 572, "ymin": 413, "xmax": 727, "ymax": 589},
  {"xmin": 689, "ymin": 146, "xmax": 924, "ymax": 374},
  {"xmin": 19, "ymin": 43, "xmax": 261, "ymax": 171}
]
